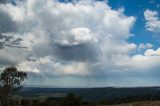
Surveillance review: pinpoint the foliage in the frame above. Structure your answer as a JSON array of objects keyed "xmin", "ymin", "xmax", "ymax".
[{"xmin": 0, "ymin": 66, "xmax": 27, "ymax": 106}]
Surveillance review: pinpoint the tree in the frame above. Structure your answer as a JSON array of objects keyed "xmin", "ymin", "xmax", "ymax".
[{"xmin": 0, "ymin": 66, "xmax": 27, "ymax": 105}]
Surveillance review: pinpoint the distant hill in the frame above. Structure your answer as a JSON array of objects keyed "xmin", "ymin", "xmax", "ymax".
[{"xmin": 18, "ymin": 87, "xmax": 160, "ymax": 101}]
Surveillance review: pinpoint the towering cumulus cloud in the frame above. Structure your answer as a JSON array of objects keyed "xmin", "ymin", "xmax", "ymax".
[{"xmin": 0, "ymin": 0, "xmax": 160, "ymax": 87}]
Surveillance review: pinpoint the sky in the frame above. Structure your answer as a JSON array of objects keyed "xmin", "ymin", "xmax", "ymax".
[{"xmin": 0, "ymin": 0, "xmax": 160, "ymax": 87}]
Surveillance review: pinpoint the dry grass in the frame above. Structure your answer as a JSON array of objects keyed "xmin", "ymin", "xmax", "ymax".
[{"xmin": 110, "ymin": 101, "xmax": 160, "ymax": 106}]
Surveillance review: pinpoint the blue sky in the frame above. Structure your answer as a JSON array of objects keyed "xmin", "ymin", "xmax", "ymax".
[
  {"xmin": 0, "ymin": 0, "xmax": 160, "ymax": 87},
  {"xmin": 109, "ymin": 0, "xmax": 158, "ymax": 45},
  {"xmin": 108, "ymin": 0, "xmax": 160, "ymax": 49}
]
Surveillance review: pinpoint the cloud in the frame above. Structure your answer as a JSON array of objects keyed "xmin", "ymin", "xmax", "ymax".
[
  {"xmin": 144, "ymin": 9, "xmax": 160, "ymax": 32},
  {"xmin": 0, "ymin": 0, "xmax": 10, "ymax": 4},
  {"xmin": 1, "ymin": 0, "xmax": 160, "ymax": 86},
  {"xmin": 17, "ymin": 56, "xmax": 90, "ymax": 76},
  {"xmin": 54, "ymin": 28, "xmax": 98, "ymax": 46},
  {"xmin": 138, "ymin": 43, "xmax": 153, "ymax": 50},
  {"xmin": 144, "ymin": 48, "xmax": 160, "ymax": 56},
  {"xmin": 149, "ymin": 0, "xmax": 155, "ymax": 4},
  {"xmin": 0, "ymin": 8, "xmax": 16, "ymax": 32},
  {"xmin": 0, "ymin": 3, "xmax": 27, "ymax": 49}
]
